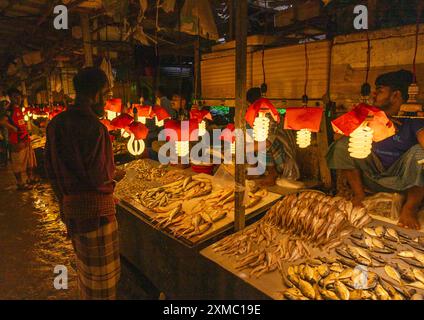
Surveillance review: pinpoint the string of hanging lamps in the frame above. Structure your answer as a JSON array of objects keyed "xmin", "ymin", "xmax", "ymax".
[
  {"xmin": 296, "ymin": 39, "xmax": 312, "ymax": 149},
  {"xmin": 348, "ymin": 31, "xmax": 374, "ymax": 159}
]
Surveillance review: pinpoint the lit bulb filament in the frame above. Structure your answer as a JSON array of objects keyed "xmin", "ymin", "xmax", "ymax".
[
  {"xmin": 175, "ymin": 141, "xmax": 189, "ymax": 157},
  {"xmin": 297, "ymin": 129, "xmax": 312, "ymax": 148},
  {"xmin": 155, "ymin": 117, "xmax": 164, "ymax": 127},
  {"xmin": 253, "ymin": 113, "xmax": 270, "ymax": 142},
  {"xmin": 349, "ymin": 126, "xmax": 373, "ymax": 159},
  {"xmin": 198, "ymin": 120, "xmax": 206, "ymax": 136},
  {"xmin": 127, "ymin": 134, "xmax": 145, "ymax": 156}
]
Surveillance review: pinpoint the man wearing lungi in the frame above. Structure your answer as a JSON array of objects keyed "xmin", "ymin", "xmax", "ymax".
[
  {"xmin": 6, "ymin": 88, "xmax": 37, "ymax": 190},
  {"xmin": 327, "ymin": 70, "xmax": 424, "ymax": 230},
  {"xmin": 45, "ymin": 68, "xmax": 123, "ymax": 299}
]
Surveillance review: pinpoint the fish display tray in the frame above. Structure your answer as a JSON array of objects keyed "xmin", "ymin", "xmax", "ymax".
[
  {"xmin": 119, "ymin": 173, "xmax": 282, "ymax": 248},
  {"xmin": 201, "ymin": 219, "xmax": 424, "ymax": 300}
]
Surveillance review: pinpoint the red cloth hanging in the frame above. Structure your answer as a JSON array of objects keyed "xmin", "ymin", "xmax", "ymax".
[
  {"xmin": 164, "ymin": 119, "xmax": 199, "ymax": 141},
  {"xmin": 153, "ymin": 105, "xmax": 171, "ymax": 121},
  {"xmin": 132, "ymin": 104, "xmax": 154, "ymax": 118},
  {"xmin": 100, "ymin": 119, "xmax": 116, "ymax": 132},
  {"xmin": 245, "ymin": 98, "xmax": 280, "ymax": 127},
  {"xmin": 284, "ymin": 107, "xmax": 323, "ymax": 133},
  {"xmin": 190, "ymin": 109, "xmax": 212, "ymax": 123},
  {"xmin": 220, "ymin": 123, "xmax": 236, "ymax": 143},
  {"xmin": 129, "ymin": 121, "xmax": 149, "ymax": 140},
  {"xmin": 331, "ymin": 103, "xmax": 395, "ymax": 142},
  {"xmin": 110, "ymin": 113, "xmax": 134, "ymax": 128},
  {"xmin": 105, "ymin": 98, "xmax": 122, "ymax": 113}
]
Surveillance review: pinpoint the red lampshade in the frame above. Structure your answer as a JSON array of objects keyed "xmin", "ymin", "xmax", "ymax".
[
  {"xmin": 245, "ymin": 98, "xmax": 280, "ymax": 127},
  {"xmin": 284, "ymin": 107, "xmax": 323, "ymax": 133},
  {"xmin": 190, "ymin": 109, "xmax": 212, "ymax": 123},
  {"xmin": 105, "ymin": 99, "xmax": 122, "ymax": 113},
  {"xmin": 153, "ymin": 105, "xmax": 171, "ymax": 121},
  {"xmin": 100, "ymin": 119, "xmax": 116, "ymax": 132},
  {"xmin": 220, "ymin": 123, "xmax": 236, "ymax": 143},
  {"xmin": 129, "ymin": 121, "xmax": 149, "ymax": 140},
  {"xmin": 110, "ymin": 113, "xmax": 134, "ymax": 129},
  {"xmin": 331, "ymin": 103, "xmax": 395, "ymax": 142},
  {"xmin": 132, "ymin": 105, "xmax": 154, "ymax": 118},
  {"xmin": 164, "ymin": 119, "xmax": 199, "ymax": 141}
]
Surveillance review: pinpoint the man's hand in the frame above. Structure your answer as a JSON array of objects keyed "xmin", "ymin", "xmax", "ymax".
[{"xmin": 114, "ymin": 169, "xmax": 126, "ymax": 182}]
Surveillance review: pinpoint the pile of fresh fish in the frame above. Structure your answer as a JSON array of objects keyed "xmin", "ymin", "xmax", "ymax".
[
  {"xmin": 136, "ymin": 175, "xmax": 212, "ymax": 209},
  {"xmin": 151, "ymin": 187, "xmax": 268, "ymax": 240},
  {"xmin": 281, "ymin": 259, "xmax": 421, "ymax": 300},
  {"xmin": 211, "ymin": 192, "xmax": 372, "ymax": 278},
  {"xmin": 263, "ymin": 191, "xmax": 371, "ymax": 248},
  {"xmin": 349, "ymin": 225, "xmax": 424, "ymax": 266},
  {"xmin": 384, "ymin": 264, "xmax": 424, "ymax": 290},
  {"xmin": 115, "ymin": 159, "xmax": 186, "ymax": 198}
]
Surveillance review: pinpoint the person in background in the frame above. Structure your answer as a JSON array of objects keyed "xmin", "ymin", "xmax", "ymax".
[
  {"xmin": 327, "ymin": 70, "xmax": 424, "ymax": 230},
  {"xmin": 155, "ymin": 85, "xmax": 172, "ymax": 117},
  {"xmin": 246, "ymin": 87, "xmax": 299, "ymax": 187},
  {"xmin": 6, "ymin": 88, "xmax": 37, "ymax": 190},
  {"xmin": 170, "ymin": 93, "xmax": 187, "ymax": 120},
  {"xmin": 0, "ymin": 110, "xmax": 9, "ymax": 168},
  {"xmin": 45, "ymin": 67, "xmax": 125, "ymax": 300}
]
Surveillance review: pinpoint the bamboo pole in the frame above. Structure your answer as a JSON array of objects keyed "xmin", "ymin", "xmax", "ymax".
[
  {"xmin": 80, "ymin": 12, "xmax": 93, "ymax": 67},
  {"xmin": 234, "ymin": 0, "xmax": 247, "ymax": 232}
]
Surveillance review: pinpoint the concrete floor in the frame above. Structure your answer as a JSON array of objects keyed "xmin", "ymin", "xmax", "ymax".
[{"xmin": 0, "ymin": 166, "xmax": 151, "ymax": 300}]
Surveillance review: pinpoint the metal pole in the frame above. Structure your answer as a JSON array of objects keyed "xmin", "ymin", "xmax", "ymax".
[
  {"xmin": 80, "ymin": 12, "xmax": 93, "ymax": 67},
  {"xmin": 234, "ymin": 0, "xmax": 247, "ymax": 231}
]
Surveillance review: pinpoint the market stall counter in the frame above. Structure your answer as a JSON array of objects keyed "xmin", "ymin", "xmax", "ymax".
[
  {"xmin": 201, "ymin": 191, "xmax": 424, "ymax": 300},
  {"xmin": 116, "ymin": 159, "xmax": 283, "ymax": 299}
]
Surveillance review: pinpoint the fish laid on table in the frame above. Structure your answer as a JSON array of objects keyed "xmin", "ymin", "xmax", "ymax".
[{"xmin": 280, "ymin": 259, "xmax": 417, "ymax": 300}]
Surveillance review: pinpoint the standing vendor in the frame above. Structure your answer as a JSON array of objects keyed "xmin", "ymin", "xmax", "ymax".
[
  {"xmin": 327, "ymin": 70, "xmax": 424, "ymax": 230},
  {"xmin": 246, "ymin": 87, "xmax": 299, "ymax": 186},
  {"xmin": 6, "ymin": 88, "xmax": 38, "ymax": 190}
]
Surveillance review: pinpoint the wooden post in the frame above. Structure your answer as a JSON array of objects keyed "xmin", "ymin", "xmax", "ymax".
[
  {"xmin": 234, "ymin": 0, "xmax": 247, "ymax": 232},
  {"xmin": 80, "ymin": 12, "xmax": 93, "ymax": 67},
  {"xmin": 20, "ymin": 81, "xmax": 28, "ymax": 108},
  {"xmin": 194, "ymin": 36, "xmax": 201, "ymax": 100}
]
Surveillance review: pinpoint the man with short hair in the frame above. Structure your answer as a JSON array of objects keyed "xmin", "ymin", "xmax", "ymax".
[
  {"xmin": 45, "ymin": 67, "xmax": 123, "ymax": 299},
  {"xmin": 327, "ymin": 70, "xmax": 424, "ymax": 230},
  {"xmin": 6, "ymin": 88, "xmax": 37, "ymax": 190}
]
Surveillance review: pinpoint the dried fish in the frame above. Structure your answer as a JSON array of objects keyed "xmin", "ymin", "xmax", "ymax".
[{"xmin": 385, "ymin": 265, "xmax": 403, "ymax": 286}]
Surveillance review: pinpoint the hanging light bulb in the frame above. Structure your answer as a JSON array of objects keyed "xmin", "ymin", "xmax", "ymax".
[
  {"xmin": 231, "ymin": 141, "xmax": 236, "ymax": 155},
  {"xmin": 106, "ymin": 110, "xmax": 117, "ymax": 121},
  {"xmin": 198, "ymin": 120, "xmax": 206, "ymax": 136},
  {"xmin": 296, "ymin": 129, "xmax": 312, "ymax": 148},
  {"xmin": 175, "ymin": 141, "xmax": 190, "ymax": 157},
  {"xmin": 121, "ymin": 129, "xmax": 130, "ymax": 138},
  {"xmin": 127, "ymin": 135, "xmax": 145, "ymax": 156},
  {"xmin": 24, "ymin": 115, "xmax": 29, "ymax": 122},
  {"xmin": 155, "ymin": 117, "xmax": 164, "ymax": 127},
  {"xmin": 253, "ymin": 112, "xmax": 270, "ymax": 142},
  {"xmin": 33, "ymin": 114, "xmax": 38, "ymax": 120},
  {"xmin": 126, "ymin": 107, "xmax": 148, "ymax": 156},
  {"xmin": 349, "ymin": 124, "xmax": 374, "ymax": 159}
]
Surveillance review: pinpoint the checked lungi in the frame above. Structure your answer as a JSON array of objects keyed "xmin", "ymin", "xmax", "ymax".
[{"xmin": 71, "ymin": 217, "xmax": 121, "ymax": 300}]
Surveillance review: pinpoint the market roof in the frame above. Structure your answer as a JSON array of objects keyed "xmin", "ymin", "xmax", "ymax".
[{"xmin": 0, "ymin": 0, "xmax": 422, "ymax": 88}]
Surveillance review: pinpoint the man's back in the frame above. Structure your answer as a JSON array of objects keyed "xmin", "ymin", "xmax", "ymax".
[{"xmin": 45, "ymin": 106, "xmax": 115, "ymax": 196}]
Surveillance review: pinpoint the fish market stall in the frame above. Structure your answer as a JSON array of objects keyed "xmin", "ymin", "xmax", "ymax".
[
  {"xmin": 115, "ymin": 159, "xmax": 283, "ymax": 298},
  {"xmin": 201, "ymin": 191, "xmax": 424, "ymax": 300}
]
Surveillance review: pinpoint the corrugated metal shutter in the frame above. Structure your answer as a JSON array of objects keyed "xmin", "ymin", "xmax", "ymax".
[{"xmin": 201, "ymin": 41, "xmax": 330, "ymax": 101}]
